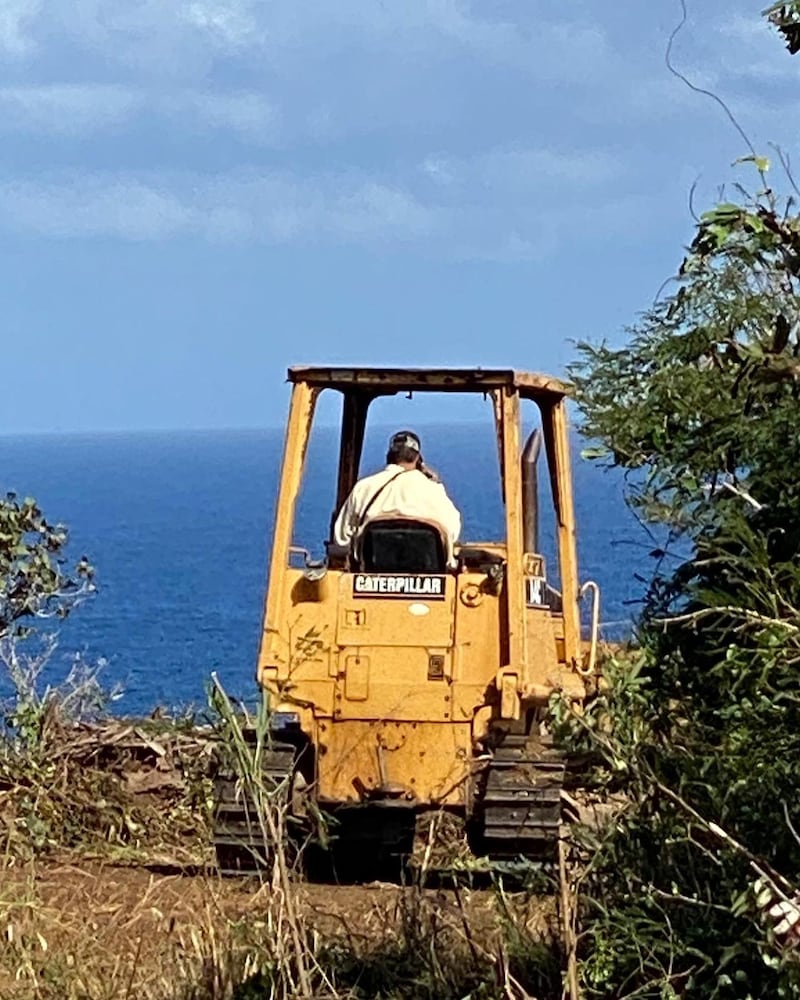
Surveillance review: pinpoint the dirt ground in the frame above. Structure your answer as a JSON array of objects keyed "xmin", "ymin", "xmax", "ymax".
[
  {"xmin": 1, "ymin": 852, "xmax": 553, "ymax": 937},
  {"xmin": 0, "ymin": 853, "xmax": 556, "ymax": 999}
]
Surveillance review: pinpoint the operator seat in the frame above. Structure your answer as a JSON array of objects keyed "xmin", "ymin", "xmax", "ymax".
[{"xmin": 355, "ymin": 517, "xmax": 448, "ymax": 574}]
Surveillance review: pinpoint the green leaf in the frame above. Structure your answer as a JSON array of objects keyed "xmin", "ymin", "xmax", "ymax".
[{"xmin": 734, "ymin": 154, "xmax": 771, "ymax": 173}]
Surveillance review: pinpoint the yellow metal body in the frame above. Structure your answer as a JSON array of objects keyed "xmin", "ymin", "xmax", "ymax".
[{"xmin": 257, "ymin": 367, "xmax": 593, "ymax": 812}]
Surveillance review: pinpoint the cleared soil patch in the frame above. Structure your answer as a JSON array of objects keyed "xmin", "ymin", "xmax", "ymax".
[{"xmin": 0, "ymin": 855, "xmax": 557, "ymax": 999}]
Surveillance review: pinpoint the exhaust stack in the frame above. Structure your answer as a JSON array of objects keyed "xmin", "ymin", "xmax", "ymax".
[{"xmin": 521, "ymin": 428, "xmax": 542, "ymax": 553}]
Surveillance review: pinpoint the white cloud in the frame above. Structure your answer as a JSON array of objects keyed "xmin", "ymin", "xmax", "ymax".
[
  {"xmin": 720, "ymin": 12, "xmax": 773, "ymax": 43},
  {"xmin": 421, "ymin": 147, "xmax": 624, "ymax": 207},
  {"xmin": 0, "ymin": 83, "xmax": 280, "ymax": 142},
  {"xmin": 0, "ymin": 0, "xmax": 41, "ymax": 56},
  {"xmin": 1, "ymin": 0, "xmax": 610, "ymax": 85},
  {"xmin": 0, "ymin": 175, "xmax": 191, "ymax": 240},
  {"xmin": 0, "ymin": 170, "xmax": 438, "ymax": 246},
  {"xmin": 0, "ymin": 0, "xmax": 263, "ymax": 79},
  {"xmin": 475, "ymin": 147, "xmax": 621, "ymax": 188},
  {"xmin": 715, "ymin": 12, "xmax": 800, "ymax": 81},
  {"xmin": 0, "ymin": 0, "xmax": 775, "ymax": 155},
  {"xmin": 183, "ymin": 0, "xmax": 263, "ymax": 48},
  {"xmin": 165, "ymin": 91, "xmax": 279, "ymax": 143},
  {"xmin": 0, "ymin": 148, "xmax": 645, "ymax": 260},
  {"xmin": 268, "ymin": 0, "xmax": 611, "ymax": 82},
  {"xmin": 327, "ymin": 182, "xmax": 434, "ymax": 241},
  {"xmin": 0, "ymin": 0, "xmax": 783, "ymax": 263},
  {"xmin": 0, "ymin": 85, "xmax": 141, "ymax": 135}
]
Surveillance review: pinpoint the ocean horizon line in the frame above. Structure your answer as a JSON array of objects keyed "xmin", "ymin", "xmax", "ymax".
[{"xmin": 0, "ymin": 418, "xmax": 526, "ymax": 442}]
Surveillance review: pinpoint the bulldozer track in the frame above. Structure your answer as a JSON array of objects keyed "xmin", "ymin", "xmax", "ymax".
[
  {"xmin": 212, "ymin": 739, "xmax": 296, "ymax": 875},
  {"xmin": 212, "ymin": 731, "xmax": 567, "ymax": 876},
  {"xmin": 478, "ymin": 733, "xmax": 565, "ymax": 861}
]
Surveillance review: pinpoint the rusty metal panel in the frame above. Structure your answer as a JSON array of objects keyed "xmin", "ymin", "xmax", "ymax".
[
  {"xmin": 334, "ymin": 647, "xmax": 453, "ymax": 722},
  {"xmin": 259, "ymin": 567, "xmax": 336, "ymax": 680},
  {"xmin": 317, "ymin": 719, "xmax": 472, "ymax": 805},
  {"xmin": 287, "ymin": 366, "xmax": 571, "ymax": 401},
  {"xmin": 451, "ymin": 571, "xmax": 502, "ymax": 720},
  {"xmin": 344, "ymin": 654, "xmax": 369, "ymax": 701},
  {"xmin": 521, "ymin": 608, "xmax": 563, "ymax": 699}
]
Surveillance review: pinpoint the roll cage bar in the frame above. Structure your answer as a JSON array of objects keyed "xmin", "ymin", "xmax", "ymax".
[{"xmin": 286, "ymin": 366, "xmax": 572, "ymax": 527}]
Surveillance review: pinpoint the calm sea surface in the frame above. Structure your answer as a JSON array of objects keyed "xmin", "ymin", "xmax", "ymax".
[{"xmin": 0, "ymin": 425, "xmax": 654, "ymax": 715}]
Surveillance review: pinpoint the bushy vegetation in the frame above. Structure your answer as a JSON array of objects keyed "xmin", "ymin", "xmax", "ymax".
[
  {"xmin": 563, "ymin": 20, "xmax": 800, "ymax": 993},
  {"xmin": 0, "ymin": 495, "xmax": 213, "ymax": 862},
  {"xmin": 0, "ymin": 492, "xmax": 94, "ymax": 640}
]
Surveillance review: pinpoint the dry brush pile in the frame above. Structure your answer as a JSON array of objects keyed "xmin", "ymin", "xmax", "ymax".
[{"xmin": 0, "ymin": 647, "xmax": 216, "ymax": 865}]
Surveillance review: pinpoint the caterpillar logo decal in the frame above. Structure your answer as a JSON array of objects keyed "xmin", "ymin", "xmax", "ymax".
[{"xmin": 353, "ymin": 574, "xmax": 446, "ymax": 600}]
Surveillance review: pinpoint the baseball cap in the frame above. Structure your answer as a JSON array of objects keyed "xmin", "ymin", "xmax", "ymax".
[{"xmin": 389, "ymin": 430, "xmax": 421, "ymax": 453}]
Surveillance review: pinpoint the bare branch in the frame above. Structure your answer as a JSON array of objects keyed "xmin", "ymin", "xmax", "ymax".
[
  {"xmin": 653, "ymin": 605, "xmax": 799, "ymax": 633},
  {"xmin": 665, "ymin": 0, "xmax": 762, "ymax": 169},
  {"xmin": 783, "ymin": 800, "xmax": 800, "ymax": 851}
]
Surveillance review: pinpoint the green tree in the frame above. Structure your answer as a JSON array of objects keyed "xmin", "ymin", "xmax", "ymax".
[
  {"xmin": 0, "ymin": 493, "xmax": 94, "ymax": 638},
  {"xmin": 560, "ymin": 7, "xmax": 800, "ymax": 997},
  {"xmin": 766, "ymin": 1, "xmax": 800, "ymax": 53},
  {"xmin": 567, "ymin": 184, "xmax": 800, "ymax": 994}
]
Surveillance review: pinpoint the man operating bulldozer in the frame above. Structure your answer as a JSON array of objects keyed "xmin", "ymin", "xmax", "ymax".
[{"xmin": 333, "ymin": 429, "xmax": 461, "ymax": 564}]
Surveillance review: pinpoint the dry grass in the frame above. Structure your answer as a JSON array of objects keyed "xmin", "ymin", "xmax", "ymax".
[{"xmin": 0, "ymin": 858, "xmax": 283, "ymax": 999}]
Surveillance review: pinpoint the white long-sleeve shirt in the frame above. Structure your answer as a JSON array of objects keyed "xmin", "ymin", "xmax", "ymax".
[{"xmin": 333, "ymin": 464, "xmax": 462, "ymax": 558}]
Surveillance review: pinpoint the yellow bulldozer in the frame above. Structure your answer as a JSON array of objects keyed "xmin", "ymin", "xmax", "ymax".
[{"xmin": 214, "ymin": 366, "xmax": 600, "ymax": 874}]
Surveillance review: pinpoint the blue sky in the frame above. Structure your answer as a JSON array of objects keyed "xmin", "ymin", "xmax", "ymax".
[{"xmin": 0, "ymin": 0, "xmax": 794, "ymax": 432}]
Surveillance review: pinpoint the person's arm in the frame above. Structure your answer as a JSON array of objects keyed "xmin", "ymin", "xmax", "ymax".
[
  {"xmin": 430, "ymin": 482, "xmax": 461, "ymax": 543},
  {"xmin": 333, "ymin": 492, "xmax": 358, "ymax": 546}
]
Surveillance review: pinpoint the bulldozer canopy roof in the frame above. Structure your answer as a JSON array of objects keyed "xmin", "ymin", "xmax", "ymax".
[{"xmin": 287, "ymin": 366, "xmax": 571, "ymax": 402}]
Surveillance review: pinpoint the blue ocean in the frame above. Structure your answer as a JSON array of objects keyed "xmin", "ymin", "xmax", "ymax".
[{"xmin": 0, "ymin": 425, "xmax": 654, "ymax": 715}]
